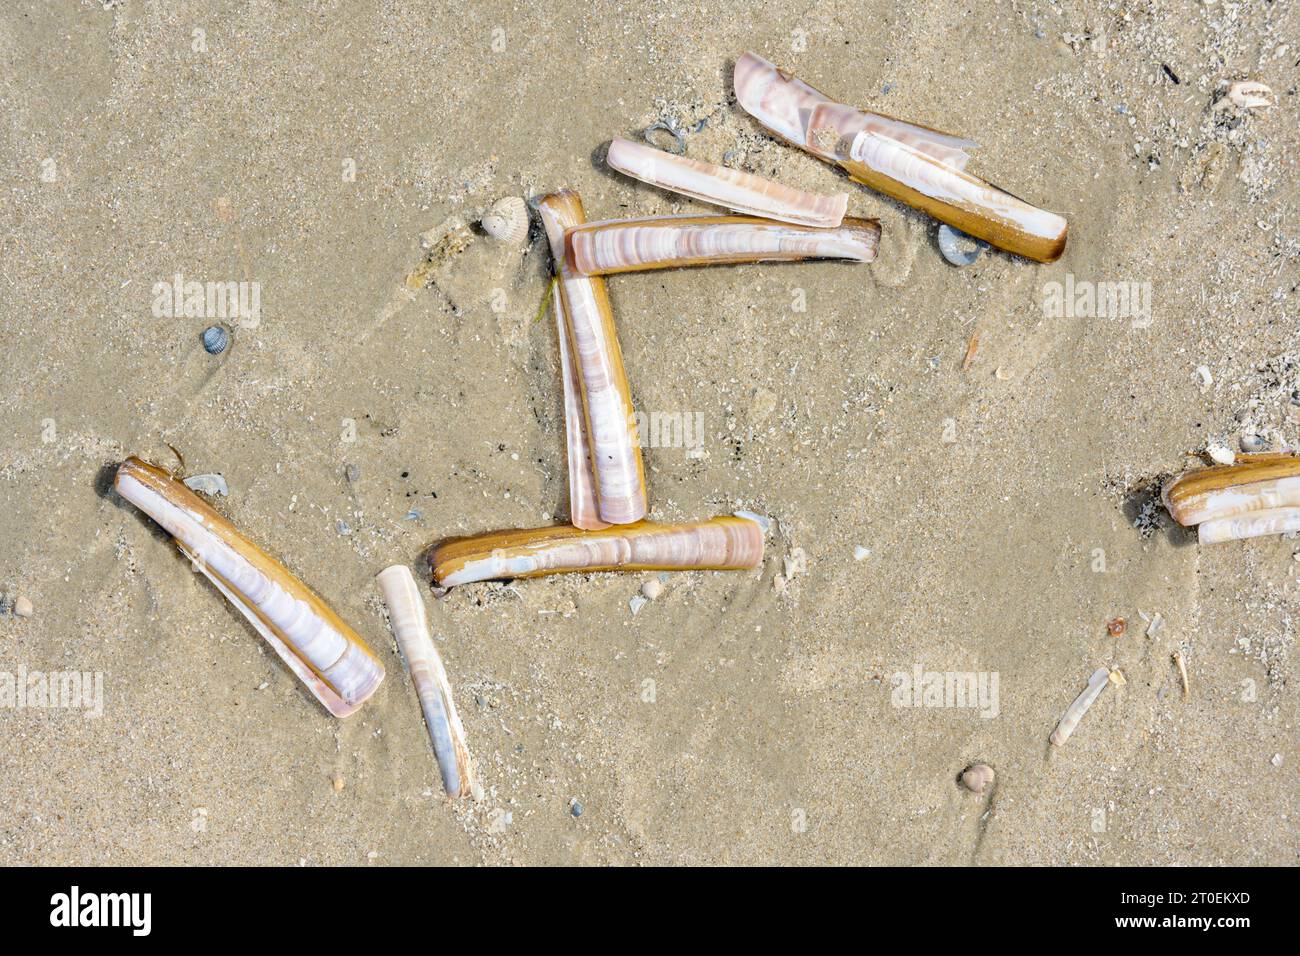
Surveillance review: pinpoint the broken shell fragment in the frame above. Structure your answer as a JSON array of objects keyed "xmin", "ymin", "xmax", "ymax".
[
  {"xmin": 537, "ymin": 191, "xmax": 647, "ymax": 525},
  {"xmin": 427, "ymin": 515, "xmax": 766, "ymax": 587},
  {"xmin": 1224, "ymin": 80, "xmax": 1274, "ymax": 110},
  {"xmin": 481, "ymin": 196, "xmax": 529, "ymax": 244},
  {"xmin": 565, "ymin": 214, "xmax": 880, "ymax": 276},
  {"xmin": 114, "ymin": 457, "xmax": 385, "ymax": 717},
  {"xmin": 733, "ymin": 51, "xmax": 1067, "ymax": 262},
  {"xmin": 375, "ymin": 565, "xmax": 476, "ymax": 799},
  {"xmin": 1050, "ymin": 666, "xmax": 1110, "ymax": 747},
  {"xmin": 1162, "ymin": 453, "xmax": 1300, "ymax": 542},
  {"xmin": 605, "ymin": 136, "xmax": 849, "ymax": 227}
]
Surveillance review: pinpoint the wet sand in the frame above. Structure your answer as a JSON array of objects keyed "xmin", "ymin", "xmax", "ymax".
[{"xmin": 0, "ymin": 0, "xmax": 1295, "ymax": 864}]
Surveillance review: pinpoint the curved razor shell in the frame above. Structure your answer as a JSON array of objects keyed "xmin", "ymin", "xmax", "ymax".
[
  {"xmin": 537, "ymin": 191, "xmax": 648, "ymax": 525},
  {"xmin": 539, "ymin": 220, "xmax": 609, "ymax": 531},
  {"xmin": 1197, "ymin": 507, "xmax": 1300, "ymax": 544},
  {"xmin": 1049, "ymin": 667, "xmax": 1110, "ymax": 747},
  {"xmin": 376, "ymin": 565, "xmax": 476, "ymax": 798},
  {"xmin": 115, "ymin": 457, "xmax": 385, "ymax": 717},
  {"xmin": 566, "ymin": 214, "xmax": 880, "ymax": 276},
  {"xmin": 605, "ymin": 136, "xmax": 848, "ymax": 227},
  {"xmin": 1162, "ymin": 453, "xmax": 1300, "ymax": 526},
  {"xmin": 428, "ymin": 515, "xmax": 766, "ymax": 587},
  {"xmin": 734, "ymin": 51, "xmax": 1067, "ymax": 263}
]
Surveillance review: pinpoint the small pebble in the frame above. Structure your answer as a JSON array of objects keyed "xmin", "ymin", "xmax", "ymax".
[
  {"xmin": 201, "ymin": 324, "xmax": 229, "ymax": 355},
  {"xmin": 1271, "ymin": 753, "xmax": 1283, "ymax": 768},
  {"xmin": 960, "ymin": 762, "xmax": 995, "ymax": 795},
  {"xmin": 336, "ymin": 519, "xmax": 351, "ymax": 536},
  {"xmin": 641, "ymin": 578, "xmax": 663, "ymax": 601},
  {"xmin": 1240, "ymin": 432, "xmax": 1268, "ymax": 453},
  {"xmin": 331, "ymin": 773, "xmax": 345, "ymax": 792},
  {"xmin": 853, "ymin": 545, "xmax": 870, "ymax": 561},
  {"xmin": 1289, "ymin": 389, "xmax": 1300, "ymax": 407},
  {"xmin": 570, "ymin": 800, "xmax": 583, "ymax": 818},
  {"xmin": 1107, "ymin": 617, "xmax": 1126, "ymax": 637},
  {"xmin": 13, "ymin": 596, "xmax": 33, "ymax": 618}
]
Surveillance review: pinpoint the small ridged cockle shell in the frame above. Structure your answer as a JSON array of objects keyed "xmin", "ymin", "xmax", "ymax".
[
  {"xmin": 960, "ymin": 762, "xmax": 995, "ymax": 794},
  {"xmin": 481, "ymin": 196, "xmax": 529, "ymax": 244},
  {"xmin": 201, "ymin": 324, "xmax": 229, "ymax": 355}
]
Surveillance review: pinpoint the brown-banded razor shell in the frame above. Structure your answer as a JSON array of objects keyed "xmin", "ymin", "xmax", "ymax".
[
  {"xmin": 565, "ymin": 214, "xmax": 880, "ymax": 276},
  {"xmin": 1049, "ymin": 666, "xmax": 1111, "ymax": 747},
  {"xmin": 733, "ymin": 51, "xmax": 1067, "ymax": 263},
  {"xmin": 538, "ymin": 205, "xmax": 611, "ymax": 531},
  {"xmin": 375, "ymin": 565, "xmax": 476, "ymax": 799},
  {"xmin": 115, "ymin": 457, "xmax": 385, "ymax": 717},
  {"xmin": 427, "ymin": 515, "xmax": 766, "ymax": 587},
  {"xmin": 536, "ymin": 191, "xmax": 648, "ymax": 526},
  {"xmin": 604, "ymin": 136, "xmax": 848, "ymax": 227},
  {"xmin": 1162, "ymin": 453, "xmax": 1300, "ymax": 542}
]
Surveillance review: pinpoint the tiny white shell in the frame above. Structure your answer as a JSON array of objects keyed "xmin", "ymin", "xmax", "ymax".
[
  {"xmin": 1226, "ymin": 80, "xmax": 1273, "ymax": 110},
  {"xmin": 1207, "ymin": 443, "xmax": 1236, "ymax": 466},
  {"xmin": 481, "ymin": 196, "xmax": 529, "ymax": 244}
]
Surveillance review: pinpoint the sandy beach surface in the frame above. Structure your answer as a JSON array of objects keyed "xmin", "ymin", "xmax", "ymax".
[{"xmin": 0, "ymin": 0, "xmax": 1296, "ymax": 865}]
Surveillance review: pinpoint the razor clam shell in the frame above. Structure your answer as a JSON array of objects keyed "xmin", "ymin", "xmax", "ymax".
[
  {"xmin": 537, "ymin": 191, "xmax": 648, "ymax": 525},
  {"xmin": 565, "ymin": 214, "xmax": 880, "ymax": 276},
  {"xmin": 1197, "ymin": 507, "xmax": 1300, "ymax": 544},
  {"xmin": 115, "ymin": 457, "xmax": 385, "ymax": 717},
  {"xmin": 1049, "ymin": 666, "xmax": 1110, "ymax": 747},
  {"xmin": 538, "ymin": 207, "xmax": 611, "ymax": 531},
  {"xmin": 375, "ymin": 565, "xmax": 475, "ymax": 798},
  {"xmin": 428, "ymin": 515, "xmax": 766, "ymax": 587},
  {"xmin": 605, "ymin": 136, "xmax": 848, "ymax": 228},
  {"xmin": 733, "ymin": 50, "xmax": 1067, "ymax": 263},
  {"xmin": 1162, "ymin": 453, "xmax": 1300, "ymax": 526}
]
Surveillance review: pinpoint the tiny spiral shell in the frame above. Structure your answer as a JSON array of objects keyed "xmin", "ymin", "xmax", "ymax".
[{"xmin": 481, "ymin": 196, "xmax": 529, "ymax": 244}]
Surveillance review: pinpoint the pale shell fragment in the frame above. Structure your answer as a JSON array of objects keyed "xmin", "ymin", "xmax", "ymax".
[
  {"xmin": 1049, "ymin": 666, "xmax": 1110, "ymax": 747},
  {"xmin": 375, "ymin": 565, "xmax": 476, "ymax": 799},
  {"xmin": 115, "ymin": 457, "xmax": 385, "ymax": 717},
  {"xmin": 605, "ymin": 136, "xmax": 848, "ymax": 228},
  {"xmin": 428, "ymin": 515, "xmax": 766, "ymax": 587},
  {"xmin": 481, "ymin": 196, "xmax": 530, "ymax": 244},
  {"xmin": 1225, "ymin": 80, "xmax": 1274, "ymax": 110}
]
